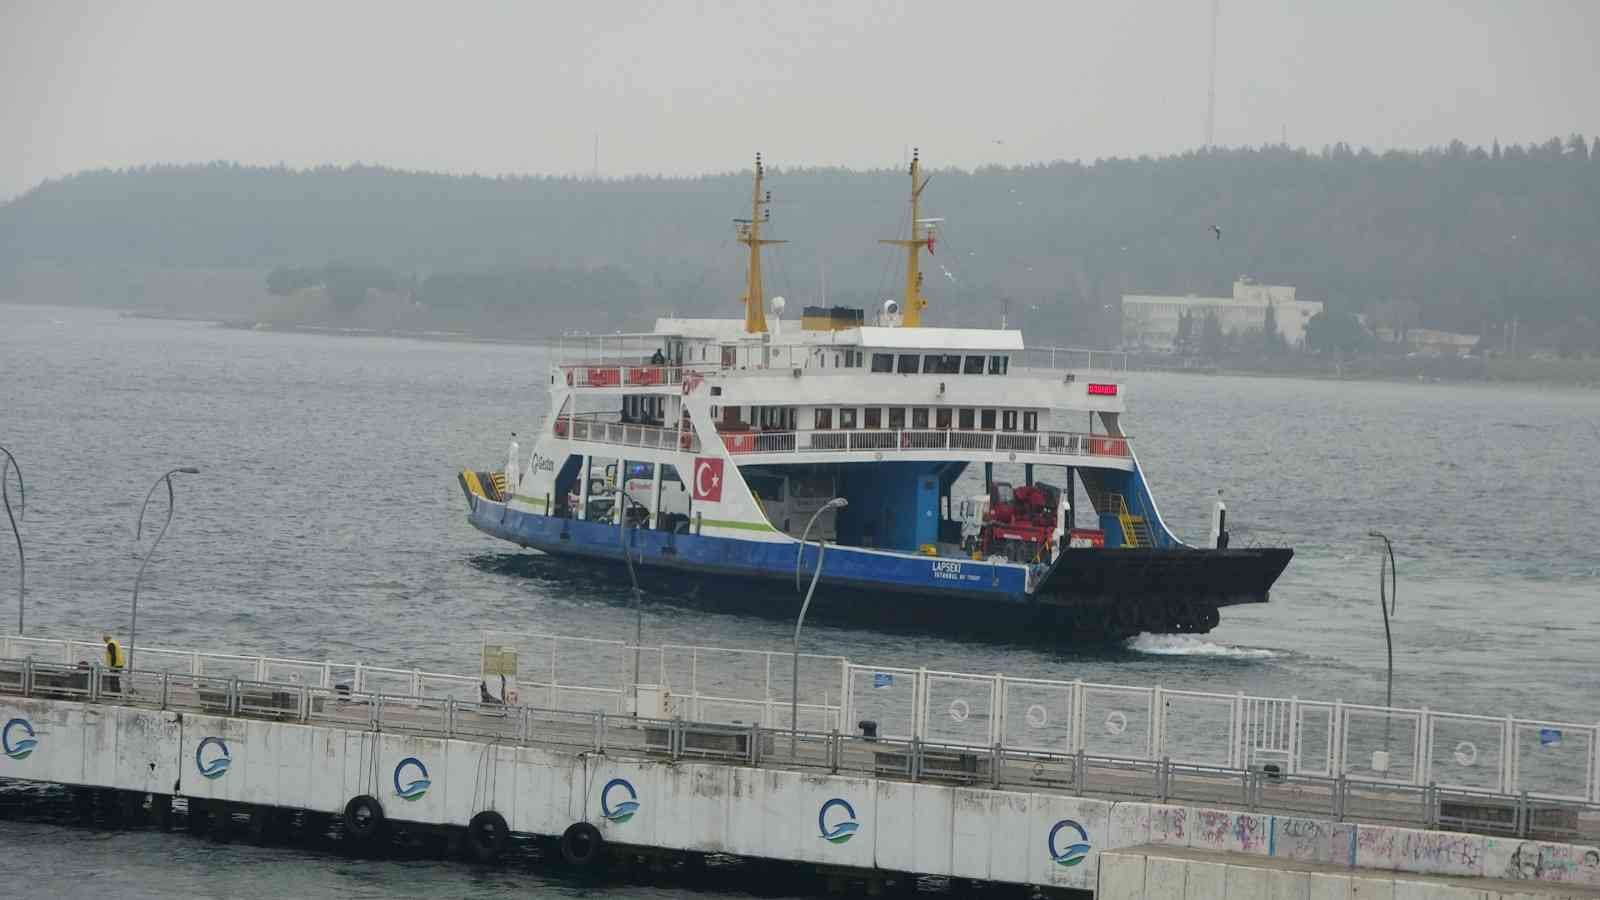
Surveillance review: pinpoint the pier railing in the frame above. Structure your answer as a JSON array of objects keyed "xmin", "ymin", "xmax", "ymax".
[{"xmin": 2, "ymin": 634, "xmax": 1596, "ymax": 830}]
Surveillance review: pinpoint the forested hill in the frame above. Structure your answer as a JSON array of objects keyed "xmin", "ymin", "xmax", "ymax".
[{"xmin": 2, "ymin": 138, "xmax": 1598, "ymax": 347}]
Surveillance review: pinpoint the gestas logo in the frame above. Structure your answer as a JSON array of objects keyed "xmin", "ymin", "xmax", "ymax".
[
  {"xmin": 600, "ymin": 778, "xmax": 639, "ymax": 823},
  {"xmin": 3, "ymin": 718, "xmax": 38, "ymax": 760},
  {"xmin": 818, "ymin": 798, "xmax": 860, "ymax": 844},
  {"xmin": 393, "ymin": 757, "xmax": 431, "ymax": 801},
  {"xmin": 1048, "ymin": 819, "xmax": 1091, "ymax": 867},
  {"xmin": 195, "ymin": 736, "xmax": 231, "ymax": 779}
]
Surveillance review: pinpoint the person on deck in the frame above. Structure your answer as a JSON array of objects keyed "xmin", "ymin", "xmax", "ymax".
[
  {"xmin": 102, "ymin": 631, "xmax": 125, "ymax": 693},
  {"xmin": 649, "ymin": 348, "xmax": 666, "ymax": 365}
]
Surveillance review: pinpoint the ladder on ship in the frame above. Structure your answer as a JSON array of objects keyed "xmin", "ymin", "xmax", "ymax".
[{"xmin": 1108, "ymin": 493, "xmax": 1153, "ymax": 549}]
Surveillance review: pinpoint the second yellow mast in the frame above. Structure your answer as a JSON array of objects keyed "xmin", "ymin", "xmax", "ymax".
[{"xmin": 880, "ymin": 147, "xmax": 934, "ymax": 327}]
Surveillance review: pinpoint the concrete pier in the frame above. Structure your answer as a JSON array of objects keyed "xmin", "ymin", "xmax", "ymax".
[
  {"xmin": 1098, "ymin": 846, "xmax": 1600, "ymax": 899},
  {"xmin": 2, "ymin": 635, "xmax": 1598, "ymax": 895}
]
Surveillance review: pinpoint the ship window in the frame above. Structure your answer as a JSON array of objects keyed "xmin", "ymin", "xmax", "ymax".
[
  {"xmin": 814, "ymin": 408, "xmax": 833, "ymax": 430},
  {"xmin": 793, "ymin": 476, "xmax": 835, "ymax": 498},
  {"xmin": 1023, "ymin": 411, "xmax": 1038, "ymax": 433},
  {"xmin": 839, "ymin": 408, "xmax": 858, "ymax": 430},
  {"xmin": 980, "ymin": 409, "xmax": 997, "ymax": 431},
  {"xmin": 897, "ymin": 354, "xmax": 919, "ymax": 374},
  {"xmin": 912, "ymin": 407, "xmax": 930, "ymax": 429},
  {"xmin": 988, "ymin": 355, "xmax": 1009, "ymax": 375},
  {"xmin": 936, "ymin": 408, "xmax": 952, "ymax": 429},
  {"xmin": 748, "ymin": 475, "xmax": 785, "ymax": 503},
  {"xmin": 1002, "ymin": 410, "xmax": 1018, "ymax": 431},
  {"xmin": 871, "ymin": 353, "xmax": 894, "ymax": 373},
  {"xmin": 958, "ymin": 408, "xmax": 975, "ymax": 429},
  {"xmin": 888, "ymin": 407, "xmax": 906, "ymax": 429},
  {"xmin": 929, "ymin": 354, "xmax": 961, "ymax": 374},
  {"xmin": 964, "ymin": 355, "xmax": 985, "ymax": 374},
  {"xmin": 864, "ymin": 407, "xmax": 881, "ymax": 428}
]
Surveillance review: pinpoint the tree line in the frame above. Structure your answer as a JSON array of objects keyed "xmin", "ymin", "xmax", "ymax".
[{"xmin": 2, "ymin": 138, "xmax": 1597, "ymax": 350}]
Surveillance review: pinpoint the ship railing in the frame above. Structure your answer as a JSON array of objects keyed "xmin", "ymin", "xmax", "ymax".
[
  {"xmin": 2, "ymin": 639, "xmax": 1598, "ymax": 825},
  {"xmin": 714, "ymin": 428, "xmax": 1130, "ymax": 459},
  {"xmin": 1015, "ymin": 346, "xmax": 1129, "ymax": 373},
  {"xmin": 561, "ymin": 364, "xmax": 691, "ymax": 389},
  {"xmin": 558, "ymin": 415, "xmax": 701, "ymax": 453}
]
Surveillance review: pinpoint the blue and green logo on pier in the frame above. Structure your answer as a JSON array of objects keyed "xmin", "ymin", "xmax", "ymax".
[
  {"xmin": 818, "ymin": 798, "xmax": 859, "ymax": 844},
  {"xmin": 195, "ymin": 736, "xmax": 231, "ymax": 779},
  {"xmin": 1048, "ymin": 819, "xmax": 1091, "ymax": 867},
  {"xmin": 394, "ymin": 757, "xmax": 431, "ymax": 801},
  {"xmin": 600, "ymin": 778, "xmax": 639, "ymax": 823},
  {"xmin": 3, "ymin": 718, "xmax": 37, "ymax": 760}
]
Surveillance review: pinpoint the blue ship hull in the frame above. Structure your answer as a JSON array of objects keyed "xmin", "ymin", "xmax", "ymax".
[
  {"xmin": 467, "ymin": 496, "xmax": 1032, "ymax": 604},
  {"xmin": 462, "ymin": 489, "xmax": 1291, "ymax": 640}
]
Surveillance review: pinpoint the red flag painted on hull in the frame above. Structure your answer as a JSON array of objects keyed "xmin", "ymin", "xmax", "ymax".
[{"xmin": 692, "ymin": 458, "xmax": 724, "ymax": 502}]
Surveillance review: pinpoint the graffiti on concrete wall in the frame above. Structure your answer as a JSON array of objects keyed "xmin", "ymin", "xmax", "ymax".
[
  {"xmin": 1193, "ymin": 808, "xmax": 1268, "ymax": 854},
  {"xmin": 1488, "ymin": 839, "xmax": 1600, "ymax": 886}
]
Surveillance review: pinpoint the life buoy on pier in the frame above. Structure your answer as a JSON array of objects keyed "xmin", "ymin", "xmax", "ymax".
[
  {"xmin": 343, "ymin": 794, "xmax": 386, "ymax": 844},
  {"xmin": 466, "ymin": 810, "xmax": 511, "ymax": 863},
  {"xmin": 560, "ymin": 821, "xmax": 607, "ymax": 868}
]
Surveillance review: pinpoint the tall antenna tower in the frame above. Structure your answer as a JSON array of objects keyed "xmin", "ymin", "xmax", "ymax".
[{"xmin": 1205, "ymin": 0, "xmax": 1219, "ymax": 147}]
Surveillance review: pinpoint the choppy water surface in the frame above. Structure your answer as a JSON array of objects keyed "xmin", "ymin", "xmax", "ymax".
[{"xmin": 1, "ymin": 304, "xmax": 1597, "ymax": 897}]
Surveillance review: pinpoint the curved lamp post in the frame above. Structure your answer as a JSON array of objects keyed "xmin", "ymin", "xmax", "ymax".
[
  {"xmin": 1367, "ymin": 530, "xmax": 1398, "ymax": 754},
  {"xmin": 605, "ymin": 486, "xmax": 646, "ymax": 702},
  {"xmin": 1, "ymin": 446, "xmax": 23, "ymax": 634},
  {"xmin": 129, "ymin": 467, "xmax": 200, "ymax": 674},
  {"xmin": 793, "ymin": 498, "xmax": 848, "ymax": 752}
]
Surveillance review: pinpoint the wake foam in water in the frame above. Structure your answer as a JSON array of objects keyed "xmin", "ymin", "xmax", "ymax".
[{"xmin": 1126, "ymin": 633, "xmax": 1279, "ymax": 659}]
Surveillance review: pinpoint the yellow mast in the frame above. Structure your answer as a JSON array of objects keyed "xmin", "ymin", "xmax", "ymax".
[
  {"xmin": 880, "ymin": 147, "xmax": 933, "ymax": 327},
  {"xmin": 737, "ymin": 153, "xmax": 785, "ymax": 333}
]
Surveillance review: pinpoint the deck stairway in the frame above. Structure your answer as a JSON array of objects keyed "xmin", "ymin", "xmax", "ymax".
[{"xmin": 1108, "ymin": 493, "xmax": 1153, "ymax": 549}]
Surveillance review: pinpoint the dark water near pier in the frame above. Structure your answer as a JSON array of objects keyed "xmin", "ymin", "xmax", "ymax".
[{"xmin": 1, "ymin": 304, "xmax": 1597, "ymax": 897}]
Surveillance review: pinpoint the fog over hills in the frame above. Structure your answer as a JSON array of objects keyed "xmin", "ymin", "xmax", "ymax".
[{"xmin": 2, "ymin": 139, "xmax": 1597, "ymax": 352}]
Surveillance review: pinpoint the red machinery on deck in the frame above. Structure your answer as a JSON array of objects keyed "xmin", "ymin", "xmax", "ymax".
[{"xmin": 970, "ymin": 482, "xmax": 1064, "ymax": 563}]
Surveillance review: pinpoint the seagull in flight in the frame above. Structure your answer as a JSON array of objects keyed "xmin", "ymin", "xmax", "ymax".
[{"xmin": 1210, "ymin": 224, "xmax": 1223, "ymax": 240}]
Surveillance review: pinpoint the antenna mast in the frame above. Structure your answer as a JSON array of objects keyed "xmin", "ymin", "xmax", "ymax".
[
  {"xmin": 736, "ymin": 153, "xmax": 785, "ymax": 333},
  {"xmin": 879, "ymin": 148, "xmax": 934, "ymax": 327}
]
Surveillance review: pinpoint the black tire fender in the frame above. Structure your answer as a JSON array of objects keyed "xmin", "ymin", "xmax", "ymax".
[
  {"xmin": 560, "ymin": 820, "xmax": 606, "ymax": 868},
  {"xmin": 343, "ymin": 794, "xmax": 385, "ymax": 843},
  {"xmin": 466, "ymin": 810, "xmax": 511, "ymax": 863}
]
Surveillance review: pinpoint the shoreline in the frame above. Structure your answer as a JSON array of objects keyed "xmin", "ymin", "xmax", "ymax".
[{"xmin": 11, "ymin": 303, "xmax": 1597, "ymax": 388}]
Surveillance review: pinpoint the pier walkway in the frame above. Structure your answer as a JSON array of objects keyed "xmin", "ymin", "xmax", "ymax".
[{"xmin": 1, "ymin": 632, "xmax": 1596, "ymax": 895}]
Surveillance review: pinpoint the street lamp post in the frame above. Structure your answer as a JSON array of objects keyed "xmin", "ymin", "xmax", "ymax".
[
  {"xmin": 793, "ymin": 498, "xmax": 847, "ymax": 753},
  {"xmin": 1, "ymin": 446, "xmax": 23, "ymax": 634},
  {"xmin": 606, "ymin": 486, "xmax": 646, "ymax": 703},
  {"xmin": 129, "ymin": 467, "xmax": 200, "ymax": 674},
  {"xmin": 1367, "ymin": 530, "xmax": 1398, "ymax": 753}
]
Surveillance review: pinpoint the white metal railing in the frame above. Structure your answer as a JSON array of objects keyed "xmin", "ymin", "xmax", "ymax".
[
  {"xmin": 562, "ymin": 365, "xmax": 690, "ymax": 389},
  {"xmin": 716, "ymin": 428, "xmax": 1131, "ymax": 460},
  {"xmin": 558, "ymin": 416, "xmax": 702, "ymax": 453},
  {"xmin": 1017, "ymin": 346, "xmax": 1129, "ymax": 373},
  {"xmin": 2, "ymin": 633, "xmax": 1595, "ymax": 807}
]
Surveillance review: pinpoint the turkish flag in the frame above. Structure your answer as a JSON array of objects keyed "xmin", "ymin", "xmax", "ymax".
[{"xmin": 692, "ymin": 457, "xmax": 724, "ymax": 502}]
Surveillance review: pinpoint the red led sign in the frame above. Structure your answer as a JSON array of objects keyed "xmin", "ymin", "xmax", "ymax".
[{"xmin": 1086, "ymin": 383, "xmax": 1119, "ymax": 396}]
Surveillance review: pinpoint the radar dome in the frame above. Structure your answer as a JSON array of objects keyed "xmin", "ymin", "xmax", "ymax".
[
  {"xmin": 883, "ymin": 299, "xmax": 900, "ymax": 315},
  {"xmin": 770, "ymin": 296, "xmax": 786, "ymax": 314}
]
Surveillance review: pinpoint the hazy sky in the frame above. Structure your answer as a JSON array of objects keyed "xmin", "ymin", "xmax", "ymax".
[{"xmin": 3, "ymin": 0, "xmax": 1597, "ymax": 198}]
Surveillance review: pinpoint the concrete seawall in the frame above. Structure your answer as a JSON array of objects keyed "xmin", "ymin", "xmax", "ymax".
[
  {"xmin": 1098, "ymin": 847, "xmax": 1600, "ymax": 899},
  {"xmin": 4, "ymin": 692, "xmax": 1599, "ymax": 895}
]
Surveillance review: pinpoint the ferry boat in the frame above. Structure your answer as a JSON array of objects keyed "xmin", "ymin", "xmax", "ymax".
[{"xmin": 458, "ymin": 153, "xmax": 1292, "ymax": 640}]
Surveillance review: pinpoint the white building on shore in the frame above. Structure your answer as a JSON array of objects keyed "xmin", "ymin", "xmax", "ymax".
[{"xmin": 1121, "ymin": 278, "xmax": 1323, "ymax": 351}]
